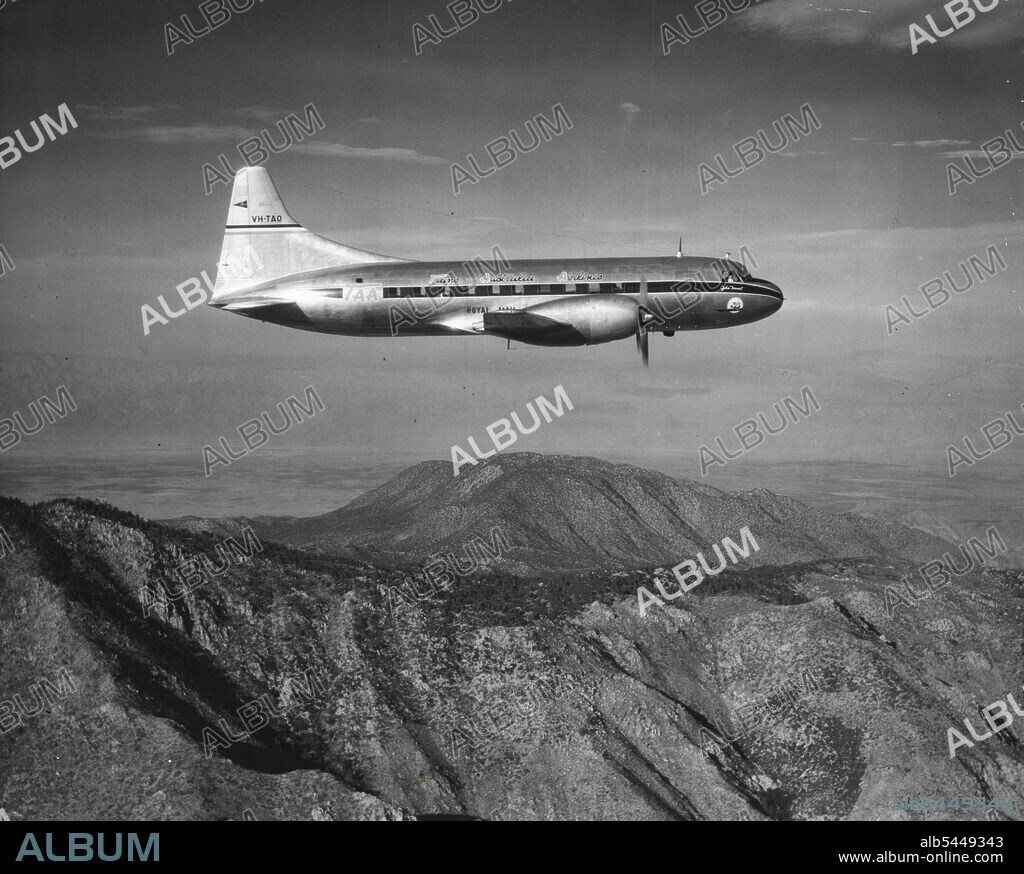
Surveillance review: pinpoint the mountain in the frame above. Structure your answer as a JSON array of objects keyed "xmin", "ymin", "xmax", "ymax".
[
  {"xmin": 850, "ymin": 501, "xmax": 1024, "ymax": 569},
  {"xmin": 181, "ymin": 453, "xmax": 964, "ymax": 573},
  {"xmin": 849, "ymin": 502, "xmax": 964, "ymax": 542},
  {"xmin": 2, "ymin": 454, "xmax": 1022, "ymax": 821}
]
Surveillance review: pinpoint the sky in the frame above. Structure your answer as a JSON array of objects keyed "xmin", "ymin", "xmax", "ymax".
[{"xmin": 0, "ymin": 0, "xmax": 1022, "ymax": 528}]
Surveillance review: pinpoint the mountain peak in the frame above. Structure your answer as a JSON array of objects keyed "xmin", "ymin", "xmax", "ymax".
[{"xmin": 226, "ymin": 452, "xmax": 955, "ymax": 573}]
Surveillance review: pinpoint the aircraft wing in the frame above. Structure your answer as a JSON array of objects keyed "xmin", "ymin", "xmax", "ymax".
[
  {"xmin": 426, "ymin": 308, "xmax": 581, "ymax": 342},
  {"xmin": 482, "ymin": 310, "xmax": 585, "ymax": 346}
]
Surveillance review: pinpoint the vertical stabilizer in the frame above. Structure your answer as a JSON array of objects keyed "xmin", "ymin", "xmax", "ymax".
[{"xmin": 212, "ymin": 167, "xmax": 406, "ymax": 301}]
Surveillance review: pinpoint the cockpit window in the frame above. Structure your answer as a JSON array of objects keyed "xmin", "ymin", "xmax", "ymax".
[
  {"xmin": 686, "ymin": 260, "xmax": 751, "ymax": 285},
  {"xmin": 726, "ymin": 260, "xmax": 752, "ymax": 281},
  {"xmin": 692, "ymin": 266, "xmax": 724, "ymax": 284}
]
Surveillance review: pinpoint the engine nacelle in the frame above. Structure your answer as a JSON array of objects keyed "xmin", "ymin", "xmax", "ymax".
[{"xmin": 485, "ymin": 295, "xmax": 639, "ymax": 347}]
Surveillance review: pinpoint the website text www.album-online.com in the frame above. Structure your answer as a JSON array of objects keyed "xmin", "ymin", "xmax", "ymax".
[
  {"xmin": 838, "ymin": 835, "xmax": 1005, "ymax": 864},
  {"xmin": 838, "ymin": 852, "xmax": 1003, "ymax": 864}
]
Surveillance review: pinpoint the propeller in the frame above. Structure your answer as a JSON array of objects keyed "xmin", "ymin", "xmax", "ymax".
[{"xmin": 636, "ymin": 275, "xmax": 650, "ymax": 368}]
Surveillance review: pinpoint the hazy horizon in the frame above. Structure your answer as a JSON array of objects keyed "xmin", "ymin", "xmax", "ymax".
[{"xmin": 2, "ymin": 448, "xmax": 1018, "ymax": 557}]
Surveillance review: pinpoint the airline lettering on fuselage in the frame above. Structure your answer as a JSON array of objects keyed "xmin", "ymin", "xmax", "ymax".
[
  {"xmin": 483, "ymin": 272, "xmax": 535, "ymax": 283},
  {"xmin": 557, "ymin": 271, "xmax": 604, "ymax": 282},
  {"xmin": 468, "ymin": 305, "xmax": 517, "ymax": 314},
  {"xmin": 344, "ymin": 287, "xmax": 380, "ymax": 302},
  {"xmin": 429, "ymin": 273, "xmax": 459, "ymax": 285},
  {"xmin": 252, "ymin": 215, "xmax": 284, "ymax": 224}
]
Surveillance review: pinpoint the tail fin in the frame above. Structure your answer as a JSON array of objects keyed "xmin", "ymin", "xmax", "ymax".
[{"xmin": 212, "ymin": 167, "xmax": 405, "ymax": 300}]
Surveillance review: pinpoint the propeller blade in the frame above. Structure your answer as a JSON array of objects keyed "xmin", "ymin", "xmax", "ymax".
[{"xmin": 637, "ymin": 275, "xmax": 650, "ymax": 368}]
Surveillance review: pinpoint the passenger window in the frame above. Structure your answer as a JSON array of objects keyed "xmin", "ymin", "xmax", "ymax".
[{"xmin": 499, "ymin": 285, "xmax": 516, "ymax": 295}]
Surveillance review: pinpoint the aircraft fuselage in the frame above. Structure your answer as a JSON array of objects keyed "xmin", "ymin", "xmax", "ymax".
[
  {"xmin": 212, "ymin": 255, "xmax": 784, "ymax": 342},
  {"xmin": 208, "ymin": 168, "xmax": 784, "ymax": 355}
]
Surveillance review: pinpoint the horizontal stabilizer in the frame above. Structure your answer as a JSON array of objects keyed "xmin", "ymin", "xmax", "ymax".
[
  {"xmin": 214, "ymin": 299, "xmax": 315, "ymax": 328},
  {"xmin": 217, "ymin": 298, "xmax": 297, "ymax": 310}
]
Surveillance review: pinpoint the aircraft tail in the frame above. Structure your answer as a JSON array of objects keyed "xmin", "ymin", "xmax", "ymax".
[{"xmin": 212, "ymin": 166, "xmax": 404, "ymax": 300}]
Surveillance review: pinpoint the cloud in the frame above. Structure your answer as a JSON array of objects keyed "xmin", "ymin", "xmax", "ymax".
[
  {"xmin": 84, "ymin": 110, "xmax": 448, "ymax": 165},
  {"xmin": 777, "ymin": 149, "xmax": 833, "ymax": 158},
  {"xmin": 96, "ymin": 123, "xmax": 256, "ymax": 144},
  {"xmin": 939, "ymin": 148, "xmax": 1024, "ymax": 161},
  {"xmin": 619, "ymin": 102, "xmax": 641, "ymax": 129},
  {"xmin": 289, "ymin": 140, "xmax": 448, "ymax": 165},
  {"xmin": 893, "ymin": 139, "xmax": 972, "ymax": 148},
  {"xmin": 76, "ymin": 103, "xmax": 181, "ymax": 123},
  {"xmin": 226, "ymin": 106, "xmax": 290, "ymax": 123},
  {"xmin": 738, "ymin": 0, "xmax": 1021, "ymax": 52}
]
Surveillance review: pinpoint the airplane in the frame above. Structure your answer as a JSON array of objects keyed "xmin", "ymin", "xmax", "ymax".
[{"xmin": 208, "ymin": 166, "xmax": 784, "ymax": 365}]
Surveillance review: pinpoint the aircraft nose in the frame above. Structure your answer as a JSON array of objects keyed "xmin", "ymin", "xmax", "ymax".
[{"xmin": 758, "ymin": 280, "xmax": 783, "ymax": 314}]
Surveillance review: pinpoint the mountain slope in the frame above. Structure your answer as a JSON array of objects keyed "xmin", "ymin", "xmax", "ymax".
[
  {"xmin": 196, "ymin": 453, "xmax": 961, "ymax": 573},
  {"xmin": 2, "ymin": 491, "xmax": 1021, "ymax": 821},
  {"xmin": 0, "ymin": 497, "xmax": 407, "ymax": 821}
]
